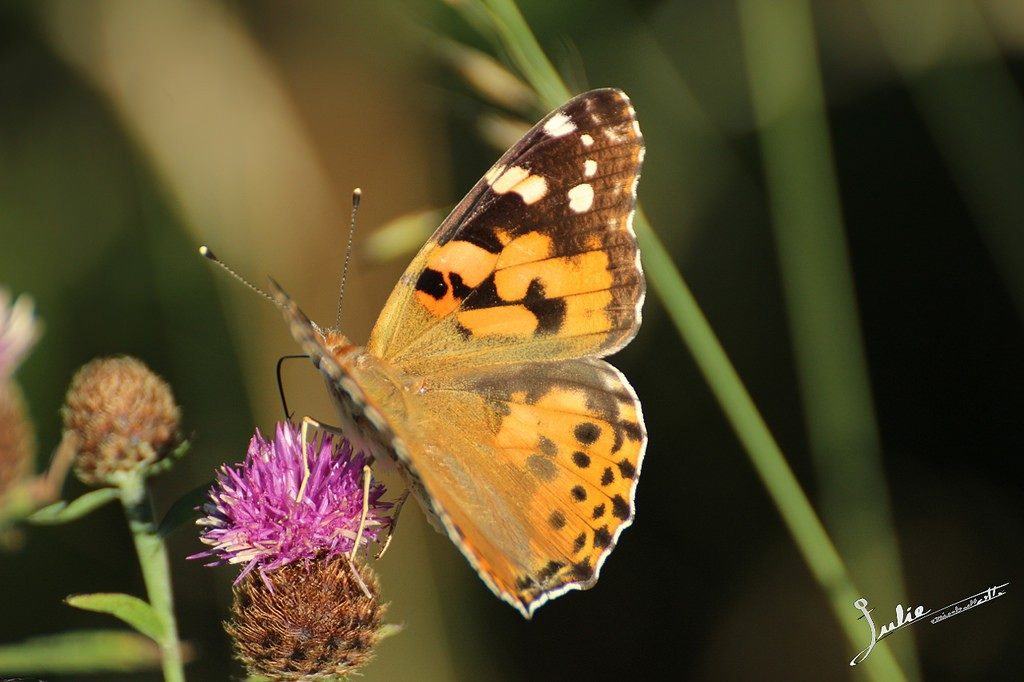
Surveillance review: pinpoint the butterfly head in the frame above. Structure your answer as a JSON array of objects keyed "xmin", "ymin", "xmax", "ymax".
[{"xmin": 321, "ymin": 330, "xmax": 357, "ymax": 358}]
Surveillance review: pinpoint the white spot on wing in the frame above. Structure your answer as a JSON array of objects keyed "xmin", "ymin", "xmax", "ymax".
[
  {"xmin": 514, "ymin": 175, "xmax": 547, "ymax": 204},
  {"xmin": 567, "ymin": 183, "xmax": 594, "ymax": 213},
  {"xmin": 491, "ymin": 166, "xmax": 528, "ymax": 193},
  {"xmin": 580, "ymin": 133, "xmax": 594, "ymax": 147},
  {"xmin": 543, "ymin": 112, "xmax": 576, "ymax": 137},
  {"xmin": 491, "ymin": 165, "xmax": 547, "ymax": 205},
  {"xmin": 584, "ymin": 159, "xmax": 597, "ymax": 177}
]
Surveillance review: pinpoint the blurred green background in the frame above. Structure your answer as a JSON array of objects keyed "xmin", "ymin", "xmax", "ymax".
[{"xmin": 1, "ymin": 0, "xmax": 1021, "ymax": 679}]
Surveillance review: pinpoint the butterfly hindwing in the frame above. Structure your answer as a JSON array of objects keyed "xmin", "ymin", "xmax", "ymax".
[
  {"xmin": 367, "ymin": 88, "xmax": 645, "ymax": 371},
  {"xmin": 408, "ymin": 358, "xmax": 646, "ymax": 616}
]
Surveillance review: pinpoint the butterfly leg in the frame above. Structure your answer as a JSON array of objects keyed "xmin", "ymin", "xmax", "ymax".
[
  {"xmin": 296, "ymin": 415, "xmax": 346, "ymax": 502},
  {"xmin": 349, "ymin": 464, "xmax": 373, "ymax": 561},
  {"xmin": 345, "ymin": 555, "xmax": 374, "ymax": 599},
  {"xmin": 375, "ymin": 487, "xmax": 410, "ymax": 560}
]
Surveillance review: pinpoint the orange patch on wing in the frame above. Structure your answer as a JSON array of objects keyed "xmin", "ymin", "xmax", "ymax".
[
  {"xmin": 493, "ymin": 404, "xmax": 550, "ymax": 449},
  {"xmin": 427, "ymin": 241, "xmax": 498, "ymax": 287},
  {"xmin": 561, "ymin": 291, "xmax": 614, "ymax": 336},
  {"xmin": 457, "ymin": 305, "xmax": 538, "ymax": 338},
  {"xmin": 495, "ymin": 252, "xmax": 612, "ymax": 300},
  {"xmin": 415, "ymin": 290, "xmax": 456, "ymax": 317},
  {"xmin": 496, "ymin": 231, "xmax": 553, "ymax": 269}
]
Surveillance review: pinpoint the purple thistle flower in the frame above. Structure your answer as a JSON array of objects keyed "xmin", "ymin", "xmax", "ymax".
[
  {"xmin": 0, "ymin": 289, "xmax": 40, "ymax": 379},
  {"xmin": 190, "ymin": 422, "xmax": 389, "ymax": 582}
]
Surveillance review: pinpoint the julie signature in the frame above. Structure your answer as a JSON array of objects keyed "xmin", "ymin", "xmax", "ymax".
[{"xmin": 850, "ymin": 582, "xmax": 1008, "ymax": 666}]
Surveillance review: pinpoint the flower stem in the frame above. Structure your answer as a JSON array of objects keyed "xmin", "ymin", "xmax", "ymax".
[{"xmin": 119, "ymin": 475, "xmax": 185, "ymax": 682}]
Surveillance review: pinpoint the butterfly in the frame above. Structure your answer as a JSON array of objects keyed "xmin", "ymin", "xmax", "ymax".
[{"xmin": 268, "ymin": 88, "xmax": 646, "ymax": 618}]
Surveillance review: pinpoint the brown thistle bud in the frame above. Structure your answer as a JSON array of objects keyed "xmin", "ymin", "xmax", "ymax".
[
  {"xmin": 0, "ymin": 382, "xmax": 35, "ymax": 502},
  {"xmin": 226, "ymin": 556, "xmax": 386, "ymax": 680},
  {"xmin": 62, "ymin": 356, "xmax": 180, "ymax": 486}
]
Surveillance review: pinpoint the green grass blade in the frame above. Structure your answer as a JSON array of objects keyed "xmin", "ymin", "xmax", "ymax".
[{"xmin": 476, "ymin": 0, "xmax": 571, "ymax": 105}]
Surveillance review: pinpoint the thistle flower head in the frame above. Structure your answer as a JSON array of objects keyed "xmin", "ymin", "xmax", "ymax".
[
  {"xmin": 192, "ymin": 422, "xmax": 389, "ymax": 580},
  {"xmin": 63, "ymin": 356, "xmax": 181, "ymax": 486},
  {"xmin": 0, "ymin": 289, "xmax": 40, "ymax": 379},
  {"xmin": 226, "ymin": 555, "xmax": 386, "ymax": 679}
]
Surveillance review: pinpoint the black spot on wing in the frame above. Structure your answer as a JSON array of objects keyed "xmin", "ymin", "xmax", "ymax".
[
  {"xmin": 548, "ymin": 510, "xmax": 566, "ymax": 530},
  {"xmin": 570, "ymin": 558, "xmax": 593, "ymax": 581},
  {"xmin": 571, "ymin": 485, "xmax": 587, "ymax": 501},
  {"xmin": 415, "ymin": 268, "xmax": 447, "ymax": 299},
  {"xmin": 574, "ymin": 422, "xmax": 601, "ymax": 445},
  {"xmin": 571, "ymin": 451, "xmax": 591, "ymax": 468},
  {"xmin": 461, "ymin": 273, "xmax": 501, "ymax": 309},
  {"xmin": 448, "ymin": 272, "xmax": 472, "ymax": 300},
  {"xmin": 600, "ymin": 467, "xmax": 614, "ymax": 486},
  {"xmin": 592, "ymin": 503, "xmax": 606, "ymax": 519},
  {"xmin": 593, "ymin": 525, "xmax": 612, "ymax": 549},
  {"xmin": 522, "ymin": 279, "xmax": 566, "ymax": 334},
  {"xmin": 622, "ymin": 421, "xmax": 644, "ymax": 441},
  {"xmin": 611, "ymin": 494, "xmax": 630, "ymax": 520},
  {"xmin": 618, "ymin": 458, "xmax": 636, "ymax": 479},
  {"xmin": 537, "ymin": 560, "xmax": 565, "ymax": 585}
]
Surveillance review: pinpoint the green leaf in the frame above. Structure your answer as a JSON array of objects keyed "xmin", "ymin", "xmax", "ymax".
[
  {"xmin": 157, "ymin": 479, "xmax": 212, "ymax": 538},
  {"xmin": 27, "ymin": 487, "xmax": 120, "ymax": 525},
  {"xmin": 66, "ymin": 592, "xmax": 166, "ymax": 642},
  {"xmin": 0, "ymin": 629, "xmax": 161, "ymax": 674}
]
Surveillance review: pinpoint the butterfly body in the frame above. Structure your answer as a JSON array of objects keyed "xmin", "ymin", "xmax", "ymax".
[{"xmin": 271, "ymin": 88, "xmax": 647, "ymax": 617}]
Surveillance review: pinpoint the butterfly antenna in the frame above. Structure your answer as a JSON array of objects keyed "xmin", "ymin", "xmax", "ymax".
[
  {"xmin": 199, "ymin": 245, "xmax": 284, "ymax": 310},
  {"xmin": 334, "ymin": 188, "xmax": 361, "ymax": 330}
]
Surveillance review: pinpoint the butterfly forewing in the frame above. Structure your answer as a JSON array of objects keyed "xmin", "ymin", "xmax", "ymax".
[{"xmin": 367, "ymin": 88, "xmax": 645, "ymax": 372}]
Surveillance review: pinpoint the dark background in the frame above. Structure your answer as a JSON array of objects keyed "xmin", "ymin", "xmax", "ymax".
[{"xmin": 1, "ymin": 1, "xmax": 1021, "ymax": 680}]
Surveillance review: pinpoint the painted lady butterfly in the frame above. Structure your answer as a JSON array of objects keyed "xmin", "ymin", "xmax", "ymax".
[{"xmin": 269, "ymin": 88, "xmax": 646, "ymax": 617}]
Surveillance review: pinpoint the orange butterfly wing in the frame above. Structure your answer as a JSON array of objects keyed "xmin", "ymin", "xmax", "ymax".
[{"xmin": 367, "ymin": 88, "xmax": 644, "ymax": 372}]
